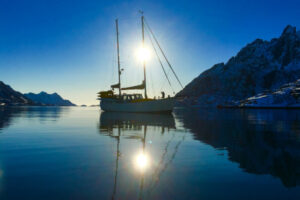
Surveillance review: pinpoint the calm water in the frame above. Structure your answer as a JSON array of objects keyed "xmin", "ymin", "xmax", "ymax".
[{"xmin": 0, "ymin": 106, "xmax": 299, "ymax": 200}]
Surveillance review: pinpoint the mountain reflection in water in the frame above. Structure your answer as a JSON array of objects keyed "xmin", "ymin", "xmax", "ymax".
[
  {"xmin": 98, "ymin": 109, "xmax": 300, "ymax": 199},
  {"xmin": 174, "ymin": 108, "xmax": 300, "ymax": 188},
  {"xmin": 0, "ymin": 106, "xmax": 65, "ymax": 132},
  {"xmin": 0, "ymin": 107, "xmax": 299, "ymax": 200}
]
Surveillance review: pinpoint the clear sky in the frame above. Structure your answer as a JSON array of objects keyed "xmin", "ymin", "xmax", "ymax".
[{"xmin": 1, "ymin": 0, "xmax": 300, "ymax": 105}]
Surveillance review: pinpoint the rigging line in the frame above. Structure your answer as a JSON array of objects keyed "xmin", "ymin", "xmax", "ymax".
[
  {"xmin": 145, "ymin": 27, "xmax": 175, "ymax": 94},
  {"xmin": 160, "ymin": 68, "xmax": 174, "ymax": 94},
  {"xmin": 147, "ymin": 132, "xmax": 175, "ymax": 190},
  {"xmin": 146, "ymin": 132, "xmax": 187, "ymax": 197},
  {"xmin": 144, "ymin": 18, "xmax": 184, "ymax": 89},
  {"xmin": 149, "ymin": 67, "xmax": 155, "ymax": 97}
]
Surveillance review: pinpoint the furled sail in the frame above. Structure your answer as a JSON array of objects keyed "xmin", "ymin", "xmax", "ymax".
[
  {"xmin": 111, "ymin": 83, "xmax": 120, "ymax": 89},
  {"xmin": 121, "ymin": 81, "xmax": 145, "ymax": 90}
]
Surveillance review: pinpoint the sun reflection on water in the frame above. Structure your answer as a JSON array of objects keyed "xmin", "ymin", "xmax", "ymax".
[{"xmin": 134, "ymin": 151, "xmax": 150, "ymax": 173}]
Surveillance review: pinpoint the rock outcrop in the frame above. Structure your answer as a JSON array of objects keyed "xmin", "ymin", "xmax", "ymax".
[{"xmin": 237, "ymin": 79, "xmax": 300, "ymax": 108}]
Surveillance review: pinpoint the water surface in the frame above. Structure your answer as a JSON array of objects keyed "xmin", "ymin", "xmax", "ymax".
[{"xmin": 0, "ymin": 106, "xmax": 299, "ymax": 200}]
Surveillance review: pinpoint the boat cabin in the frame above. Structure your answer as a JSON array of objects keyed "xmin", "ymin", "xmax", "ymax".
[
  {"xmin": 121, "ymin": 94, "xmax": 143, "ymax": 101},
  {"xmin": 98, "ymin": 91, "xmax": 144, "ymax": 101}
]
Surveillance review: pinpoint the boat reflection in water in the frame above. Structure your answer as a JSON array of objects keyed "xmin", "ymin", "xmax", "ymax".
[
  {"xmin": 99, "ymin": 112, "xmax": 175, "ymax": 133},
  {"xmin": 0, "ymin": 107, "xmax": 299, "ymax": 199},
  {"xmin": 98, "ymin": 109, "xmax": 300, "ymax": 199},
  {"xmin": 98, "ymin": 111, "xmax": 185, "ymax": 200}
]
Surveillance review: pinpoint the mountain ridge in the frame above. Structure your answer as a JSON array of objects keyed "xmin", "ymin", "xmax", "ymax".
[
  {"xmin": 24, "ymin": 92, "xmax": 76, "ymax": 106},
  {"xmin": 177, "ymin": 25, "xmax": 300, "ymax": 106},
  {"xmin": 0, "ymin": 80, "xmax": 76, "ymax": 106},
  {"xmin": 0, "ymin": 81, "xmax": 35, "ymax": 106}
]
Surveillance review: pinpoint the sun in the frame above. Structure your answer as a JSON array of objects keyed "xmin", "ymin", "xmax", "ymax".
[{"xmin": 135, "ymin": 45, "xmax": 151, "ymax": 62}]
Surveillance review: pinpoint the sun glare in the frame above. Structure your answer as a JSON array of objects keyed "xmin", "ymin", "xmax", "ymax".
[{"xmin": 135, "ymin": 46, "xmax": 151, "ymax": 62}]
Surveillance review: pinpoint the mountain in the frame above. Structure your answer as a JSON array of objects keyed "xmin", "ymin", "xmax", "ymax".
[
  {"xmin": 237, "ymin": 79, "xmax": 300, "ymax": 108},
  {"xmin": 177, "ymin": 25, "xmax": 300, "ymax": 106},
  {"xmin": 24, "ymin": 92, "xmax": 76, "ymax": 106},
  {"xmin": 0, "ymin": 81, "xmax": 75, "ymax": 106},
  {"xmin": 0, "ymin": 81, "xmax": 35, "ymax": 106}
]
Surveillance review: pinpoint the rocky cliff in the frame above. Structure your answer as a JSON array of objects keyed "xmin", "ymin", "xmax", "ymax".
[
  {"xmin": 0, "ymin": 81, "xmax": 34, "ymax": 106},
  {"xmin": 177, "ymin": 25, "xmax": 300, "ymax": 106}
]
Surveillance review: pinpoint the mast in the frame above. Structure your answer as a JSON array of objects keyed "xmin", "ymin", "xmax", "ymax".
[
  {"xmin": 115, "ymin": 19, "xmax": 121, "ymax": 96},
  {"xmin": 141, "ymin": 13, "xmax": 147, "ymax": 99}
]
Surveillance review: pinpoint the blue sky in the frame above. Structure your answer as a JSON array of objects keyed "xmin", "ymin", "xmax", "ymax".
[{"xmin": 0, "ymin": 0, "xmax": 299, "ymax": 105}]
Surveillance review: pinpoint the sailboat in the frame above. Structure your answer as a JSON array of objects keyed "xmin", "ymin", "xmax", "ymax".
[{"xmin": 98, "ymin": 13, "xmax": 182, "ymax": 113}]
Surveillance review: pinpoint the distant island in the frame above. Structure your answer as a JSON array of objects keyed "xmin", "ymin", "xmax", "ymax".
[
  {"xmin": 0, "ymin": 81, "xmax": 76, "ymax": 106},
  {"xmin": 89, "ymin": 105, "xmax": 99, "ymax": 107},
  {"xmin": 177, "ymin": 25, "xmax": 300, "ymax": 108}
]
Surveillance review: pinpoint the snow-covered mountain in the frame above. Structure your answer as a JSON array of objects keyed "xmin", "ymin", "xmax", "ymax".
[
  {"xmin": 237, "ymin": 79, "xmax": 300, "ymax": 108},
  {"xmin": 24, "ymin": 92, "xmax": 76, "ymax": 106},
  {"xmin": 0, "ymin": 81, "xmax": 34, "ymax": 106},
  {"xmin": 177, "ymin": 25, "xmax": 300, "ymax": 106}
]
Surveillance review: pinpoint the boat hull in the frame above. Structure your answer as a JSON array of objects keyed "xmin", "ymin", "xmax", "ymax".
[{"xmin": 100, "ymin": 98, "xmax": 176, "ymax": 113}]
